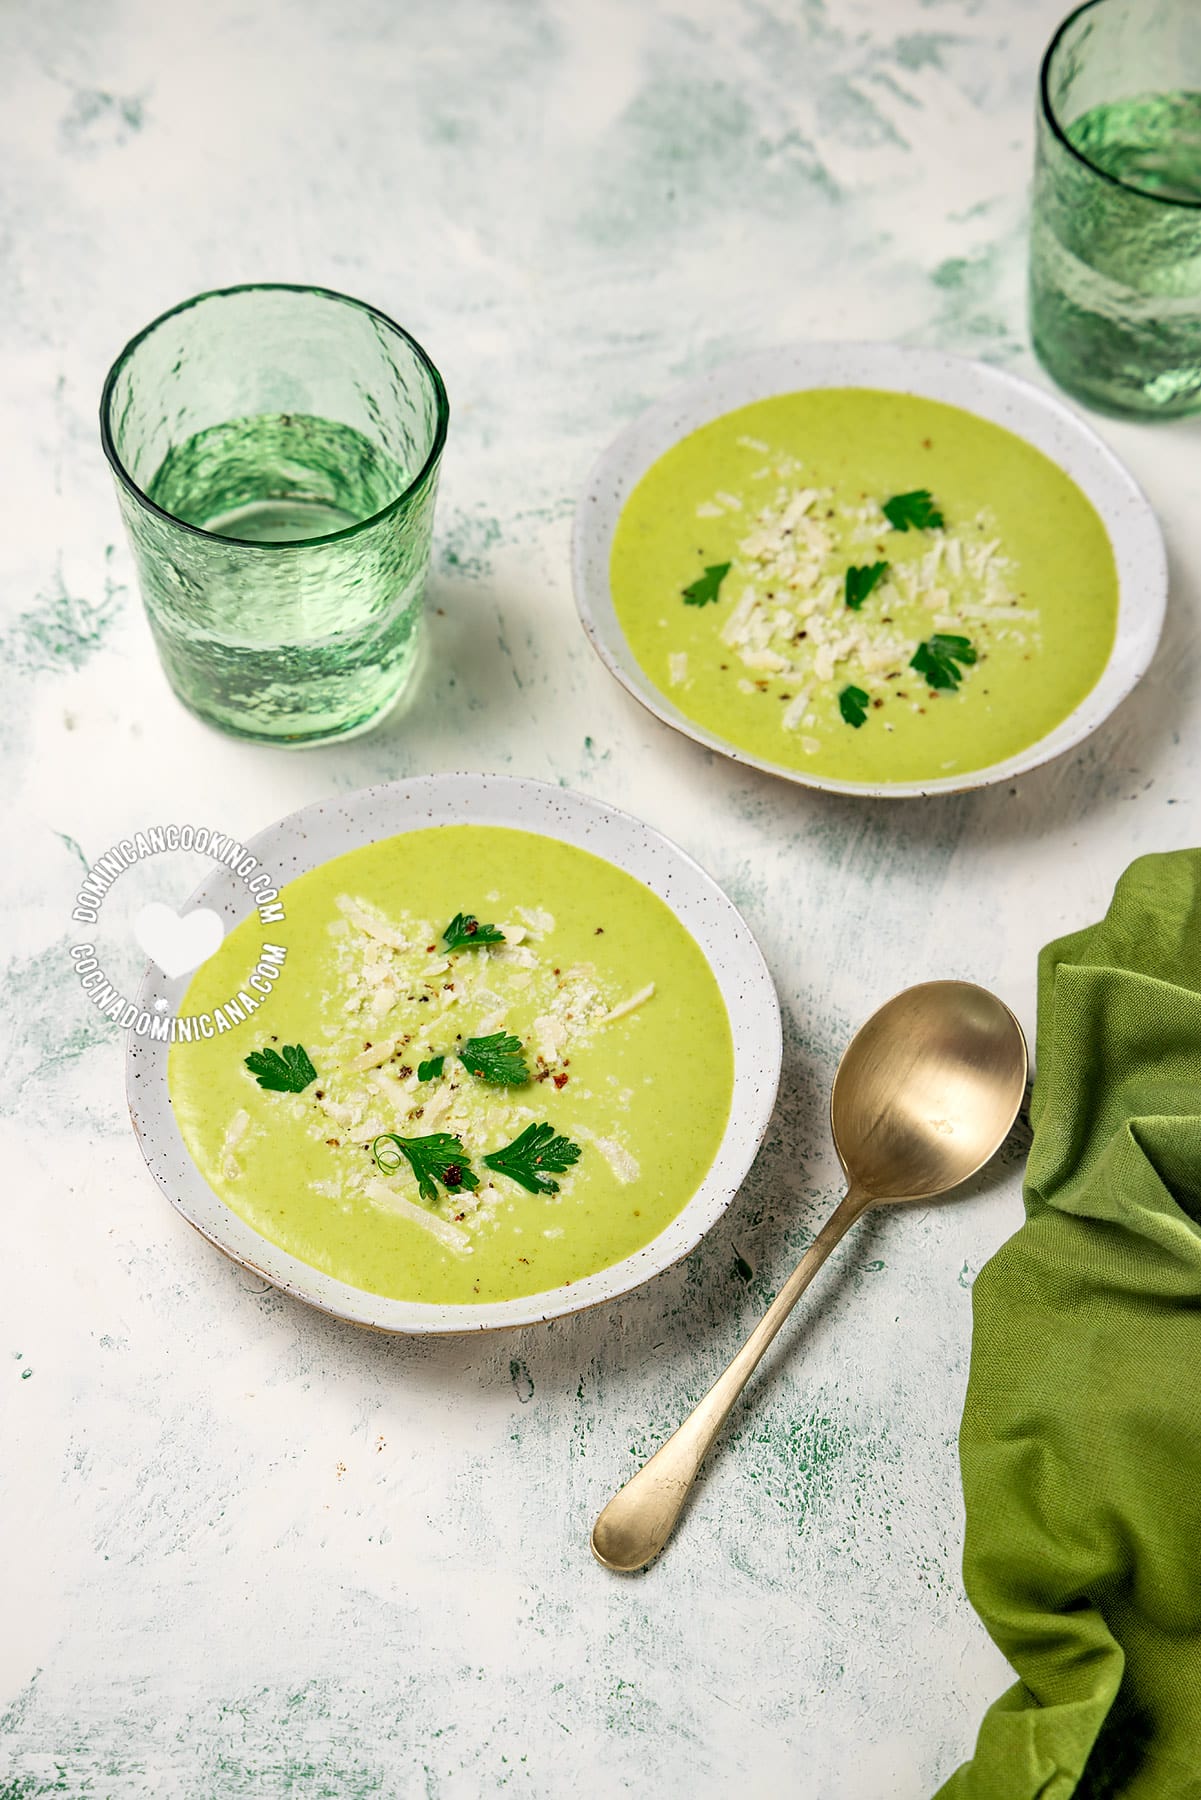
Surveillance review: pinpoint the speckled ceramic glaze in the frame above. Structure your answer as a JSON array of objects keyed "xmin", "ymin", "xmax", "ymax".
[
  {"xmin": 125, "ymin": 775, "xmax": 782, "ymax": 1334},
  {"xmin": 572, "ymin": 341, "xmax": 1167, "ymax": 797}
]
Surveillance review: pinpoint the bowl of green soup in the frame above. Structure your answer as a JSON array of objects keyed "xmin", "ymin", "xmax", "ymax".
[
  {"xmin": 573, "ymin": 342, "xmax": 1166, "ymax": 796},
  {"xmin": 127, "ymin": 776, "xmax": 782, "ymax": 1333}
]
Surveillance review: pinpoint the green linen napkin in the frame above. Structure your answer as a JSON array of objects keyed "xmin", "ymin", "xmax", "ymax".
[{"xmin": 936, "ymin": 850, "xmax": 1201, "ymax": 1800}]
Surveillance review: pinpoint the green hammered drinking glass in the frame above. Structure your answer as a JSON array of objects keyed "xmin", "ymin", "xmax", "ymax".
[
  {"xmin": 1030, "ymin": 0, "xmax": 1201, "ymax": 418},
  {"xmin": 100, "ymin": 284, "xmax": 449, "ymax": 744}
]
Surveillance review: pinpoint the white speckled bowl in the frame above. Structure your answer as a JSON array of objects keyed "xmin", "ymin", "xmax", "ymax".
[
  {"xmin": 126, "ymin": 775, "xmax": 782, "ymax": 1334},
  {"xmin": 572, "ymin": 342, "xmax": 1167, "ymax": 798}
]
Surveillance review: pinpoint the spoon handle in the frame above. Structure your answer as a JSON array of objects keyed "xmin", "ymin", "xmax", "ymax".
[{"xmin": 591, "ymin": 1186, "xmax": 872, "ymax": 1572}]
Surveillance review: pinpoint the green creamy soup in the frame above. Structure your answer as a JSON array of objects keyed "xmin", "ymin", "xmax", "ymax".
[
  {"xmin": 169, "ymin": 826, "xmax": 734, "ymax": 1306},
  {"xmin": 610, "ymin": 388, "xmax": 1119, "ymax": 782}
]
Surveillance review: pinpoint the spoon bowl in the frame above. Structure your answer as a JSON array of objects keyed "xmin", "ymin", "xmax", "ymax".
[
  {"xmin": 831, "ymin": 980, "xmax": 1028, "ymax": 1203},
  {"xmin": 591, "ymin": 979, "xmax": 1028, "ymax": 1573}
]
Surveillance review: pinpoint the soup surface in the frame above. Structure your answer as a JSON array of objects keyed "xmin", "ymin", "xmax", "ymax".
[{"xmin": 169, "ymin": 826, "xmax": 735, "ymax": 1306}]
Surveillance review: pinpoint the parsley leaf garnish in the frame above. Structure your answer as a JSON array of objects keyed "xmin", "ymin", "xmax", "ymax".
[
  {"xmin": 838, "ymin": 685, "xmax": 870, "ymax": 728},
  {"xmin": 483, "ymin": 1123, "xmax": 583, "ymax": 1195},
  {"xmin": 910, "ymin": 633, "xmax": 977, "ymax": 691},
  {"xmin": 682, "ymin": 562, "xmax": 731, "ymax": 607},
  {"xmin": 371, "ymin": 1132, "xmax": 479, "ymax": 1204},
  {"xmin": 458, "ymin": 1031, "xmax": 531, "ymax": 1086},
  {"xmin": 417, "ymin": 1055, "xmax": 445, "ymax": 1082},
  {"xmin": 882, "ymin": 489, "xmax": 945, "ymax": 532},
  {"xmin": 442, "ymin": 913, "xmax": 505, "ymax": 952},
  {"xmin": 244, "ymin": 1043, "xmax": 318, "ymax": 1093},
  {"xmin": 844, "ymin": 561, "xmax": 889, "ymax": 609}
]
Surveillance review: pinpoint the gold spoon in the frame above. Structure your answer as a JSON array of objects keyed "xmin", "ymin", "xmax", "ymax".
[{"xmin": 591, "ymin": 980, "xmax": 1028, "ymax": 1573}]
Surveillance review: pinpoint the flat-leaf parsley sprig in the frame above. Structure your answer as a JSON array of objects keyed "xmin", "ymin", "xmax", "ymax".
[
  {"xmin": 458, "ymin": 1031, "xmax": 531, "ymax": 1086},
  {"xmin": 483, "ymin": 1124, "xmax": 583, "ymax": 1195},
  {"xmin": 910, "ymin": 634, "xmax": 977, "ymax": 691},
  {"xmin": 882, "ymin": 489, "xmax": 945, "ymax": 532},
  {"xmin": 844, "ymin": 561, "xmax": 889, "ymax": 610},
  {"xmin": 682, "ymin": 562, "xmax": 731, "ymax": 607},
  {"xmin": 244, "ymin": 1043, "xmax": 318, "ymax": 1093},
  {"xmin": 838, "ymin": 685, "xmax": 871, "ymax": 729},
  {"xmin": 442, "ymin": 913, "xmax": 505, "ymax": 952},
  {"xmin": 372, "ymin": 1132, "xmax": 480, "ymax": 1204}
]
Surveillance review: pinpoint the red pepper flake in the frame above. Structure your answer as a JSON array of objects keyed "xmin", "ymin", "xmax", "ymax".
[
  {"xmin": 444, "ymin": 1164, "xmax": 463, "ymax": 1188},
  {"xmin": 425, "ymin": 944, "xmax": 436, "ymax": 953},
  {"xmin": 553, "ymin": 1072, "xmax": 570, "ymax": 1089},
  {"xmin": 594, "ymin": 927, "xmax": 604, "ymax": 935},
  {"xmin": 325, "ymin": 1137, "xmax": 340, "ymax": 1147}
]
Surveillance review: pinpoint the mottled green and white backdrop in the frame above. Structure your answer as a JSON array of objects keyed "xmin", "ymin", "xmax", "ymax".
[{"xmin": 3, "ymin": 1, "xmax": 1199, "ymax": 1794}]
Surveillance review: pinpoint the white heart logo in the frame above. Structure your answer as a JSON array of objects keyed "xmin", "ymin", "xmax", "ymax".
[{"xmin": 135, "ymin": 902, "xmax": 225, "ymax": 979}]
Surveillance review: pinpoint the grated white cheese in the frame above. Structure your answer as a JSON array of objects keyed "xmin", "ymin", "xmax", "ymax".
[
  {"xmin": 670, "ymin": 473, "xmax": 1039, "ymax": 745},
  {"xmin": 782, "ymin": 688, "xmax": 812, "ymax": 732},
  {"xmin": 532, "ymin": 1013, "xmax": 569, "ymax": 1066},
  {"xmin": 351, "ymin": 1037, "xmax": 400, "ymax": 1071},
  {"xmin": 576, "ymin": 1127, "xmax": 640, "ymax": 1184},
  {"xmin": 598, "ymin": 982, "xmax": 655, "ymax": 1026},
  {"xmin": 337, "ymin": 896, "xmax": 410, "ymax": 950},
  {"xmin": 221, "ymin": 1109, "xmax": 250, "ymax": 1180},
  {"xmin": 740, "ymin": 647, "xmax": 790, "ymax": 673},
  {"xmin": 363, "ymin": 1178, "xmax": 473, "ymax": 1254},
  {"xmin": 668, "ymin": 651, "xmax": 688, "ymax": 685},
  {"xmin": 721, "ymin": 590, "xmax": 760, "ymax": 647}
]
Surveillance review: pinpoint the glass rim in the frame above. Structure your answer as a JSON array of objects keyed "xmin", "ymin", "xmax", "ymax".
[
  {"xmin": 98, "ymin": 281, "xmax": 451, "ymax": 551},
  {"xmin": 1039, "ymin": 0, "xmax": 1201, "ymax": 212}
]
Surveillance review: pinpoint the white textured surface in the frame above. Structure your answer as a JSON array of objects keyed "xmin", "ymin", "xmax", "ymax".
[{"xmin": 3, "ymin": 1, "xmax": 1200, "ymax": 1794}]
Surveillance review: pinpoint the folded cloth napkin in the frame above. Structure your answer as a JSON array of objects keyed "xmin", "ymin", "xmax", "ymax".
[{"xmin": 936, "ymin": 850, "xmax": 1201, "ymax": 1800}]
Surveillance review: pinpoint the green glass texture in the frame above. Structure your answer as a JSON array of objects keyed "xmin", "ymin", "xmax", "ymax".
[
  {"xmin": 100, "ymin": 285, "xmax": 449, "ymax": 744},
  {"xmin": 1029, "ymin": 0, "xmax": 1201, "ymax": 418}
]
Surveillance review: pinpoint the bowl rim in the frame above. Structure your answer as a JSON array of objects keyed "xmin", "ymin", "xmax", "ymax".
[
  {"xmin": 125, "ymin": 773, "xmax": 783, "ymax": 1334},
  {"xmin": 571, "ymin": 339, "xmax": 1167, "ymax": 798}
]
